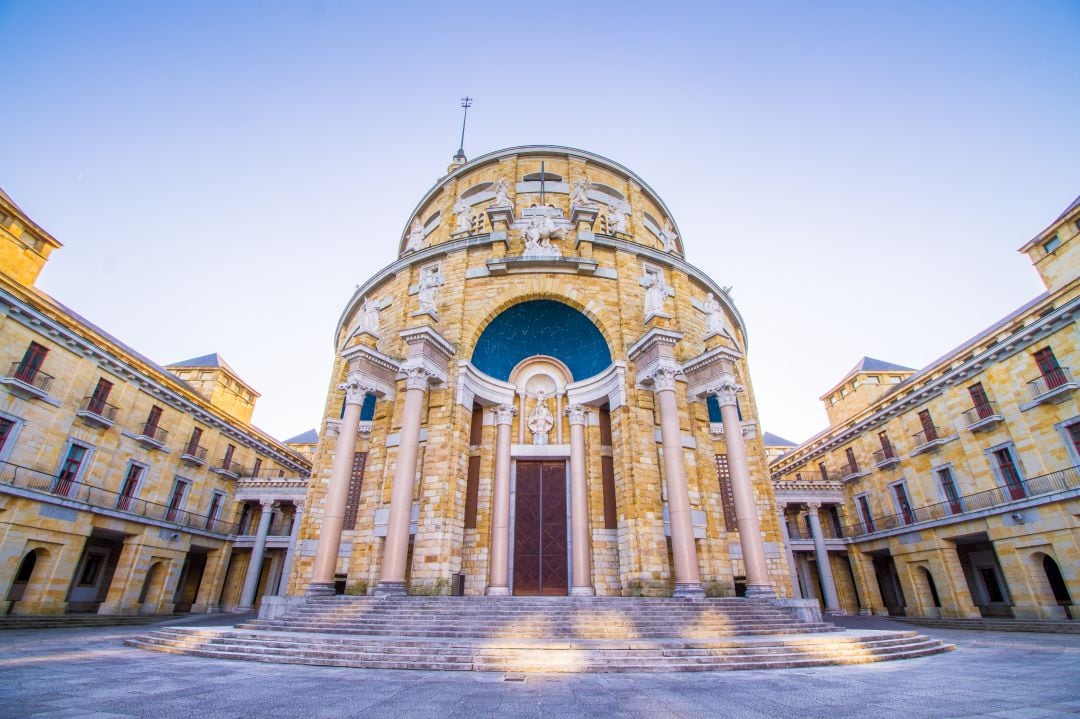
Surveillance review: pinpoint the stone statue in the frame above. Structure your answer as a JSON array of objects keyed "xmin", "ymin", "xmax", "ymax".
[
  {"xmin": 606, "ymin": 200, "xmax": 629, "ymax": 234},
  {"xmin": 417, "ymin": 266, "xmax": 443, "ymax": 315},
  {"xmin": 528, "ymin": 390, "xmax": 555, "ymax": 445},
  {"xmin": 453, "ymin": 196, "xmax": 471, "ymax": 234},
  {"xmin": 359, "ymin": 297, "xmax": 380, "ymax": 335},
  {"xmin": 658, "ymin": 220, "xmax": 679, "ymax": 253},
  {"xmin": 570, "ymin": 178, "xmax": 594, "ymax": 207},
  {"xmin": 405, "ymin": 218, "xmax": 425, "ymax": 252},
  {"xmin": 521, "ymin": 215, "xmax": 564, "ymax": 257},
  {"xmin": 644, "ymin": 273, "xmax": 673, "ymax": 316},
  {"xmin": 490, "ymin": 178, "xmax": 512, "ymax": 207}
]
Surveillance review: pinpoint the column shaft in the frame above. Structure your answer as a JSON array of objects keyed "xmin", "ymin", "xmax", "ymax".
[
  {"xmin": 718, "ymin": 402, "xmax": 773, "ymax": 597},
  {"xmin": 378, "ymin": 384, "xmax": 426, "ymax": 593},
  {"xmin": 276, "ymin": 503, "xmax": 304, "ymax": 596},
  {"xmin": 807, "ymin": 504, "xmax": 842, "ymax": 614},
  {"xmin": 656, "ymin": 387, "xmax": 702, "ymax": 595},
  {"xmin": 487, "ymin": 407, "xmax": 514, "ymax": 595},
  {"xmin": 239, "ymin": 502, "xmax": 275, "ymax": 608},
  {"xmin": 310, "ymin": 399, "xmax": 363, "ymax": 591},
  {"xmin": 777, "ymin": 505, "xmax": 801, "ymax": 599},
  {"xmin": 568, "ymin": 408, "xmax": 593, "ymax": 595}
]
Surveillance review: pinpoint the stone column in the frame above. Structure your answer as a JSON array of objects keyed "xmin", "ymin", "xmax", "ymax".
[
  {"xmin": 376, "ymin": 367, "xmax": 432, "ymax": 595},
  {"xmin": 239, "ymin": 499, "xmax": 276, "ymax": 610},
  {"xmin": 567, "ymin": 404, "xmax": 594, "ymax": 596},
  {"xmin": 652, "ymin": 363, "xmax": 703, "ymax": 597},
  {"xmin": 806, "ymin": 502, "xmax": 843, "ymax": 614},
  {"xmin": 487, "ymin": 404, "xmax": 516, "ymax": 595},
  {"xmin": 276, "ymin": 500, "xmax": 304, "ymax": 595},
  {"xmin": 776, "ymin": 502, "xmax": 801, "ymax": 599},
  {"xmin": 711, "ymin": 375, "xmax": 774, "ymax": 598},
  {"xmin": 309, "ymin": 373, "xmax": 367, "ymax": 595}
]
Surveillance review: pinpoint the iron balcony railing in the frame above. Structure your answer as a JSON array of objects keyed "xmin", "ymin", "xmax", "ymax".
[
  {"xmin": 6, "ymin": 362, "xmax": 55, "ymax": 393},
  {"xmin": 215, "ymin": 458, "xmax": 242, "ymax": 475},
  {"xmin": 961, "ymin": 401, "xmax": 1000, "ymax": 426},
  {"xmin": 1028, "ymin": 367, "xmax": 1074, "ymax": 399},
  {"xmin": 838, "ymin": 463, "xmax": 863, "ymax": 479},
  {"xmin": 79, "ymin": 395, "xmax": 119, "ymax": 422},
  {"xmin": 237, "ymin": 517, "xmax": 295, "ymax": 537},
  {"xmin": 872, "ymin": 446, "xmax": 898, "ymax": 464},
  {"xmin": 912, "ymin": 425, "xmax": 942, "ymax": 447},
  {"xmin": 842, "ymin": 465, "xmax": 1080, "ymax": 538},
  {"xmin": 137, "ymin": 422, "xmax": 169, "ymax": 444},
  {"xmin": 787, "ymin": 522, "xmax": 846, "ymax": 541},
  {"xmin": 181, "ymin": 443, "xmax": 208, "ymax": 461},
  {"xmin": 0, "ymin": 458, "xmax": 237, "ymax": 534}
]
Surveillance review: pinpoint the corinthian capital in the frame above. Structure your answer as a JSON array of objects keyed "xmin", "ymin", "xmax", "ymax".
[
  {"xmin": 494, "ymin": 404, "xmax": 517, "ymax": 425},
  {"xmin": 642, "ymin": 357, "xmax": 682, "ymax": 393},
  {"xmin": 404, "ymin": 365, "xmax": 436, "ymax": 391},
  {"xmin": 707, "ymin": 374, "xmax": 743, "ymax": 407},
  {"xmin": 565, "ymin": 404, "xmax": 587, "ymax": 425},
  {"xmin": 339, "ymin": 373, "xmax": 374, "ymax": 405}
]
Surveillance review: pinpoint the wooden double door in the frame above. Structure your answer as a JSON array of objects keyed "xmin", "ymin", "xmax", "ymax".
[{"xmin": 513, "ymin": 461, "xmax": 568, "ymax": 595}]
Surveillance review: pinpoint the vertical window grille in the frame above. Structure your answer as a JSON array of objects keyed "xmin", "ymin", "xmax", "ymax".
[
  {"xmin": 343, "ymin": 451, "xmax": 367, "ymax": 529},
  {"xmin": 714, "ymin": 454, "xmax": 736, "ymax": 531}
]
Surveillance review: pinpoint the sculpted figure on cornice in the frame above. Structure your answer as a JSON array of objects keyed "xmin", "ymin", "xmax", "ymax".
[
  {"xmin": 453, "ymin": 196, "xmax": 471, "ymax": 234},
  {"xmin": 522, "ymin": 215, "xmax": 564, "ymax": 257},
  {"xmin": 359, "ymin": 297, "xmax": 380, "ymax": 335},
  {"xmin": 645, "ymin": 273, "xmax": 674, "ymax": 316},
  {"xmin": 405, "ymin": 218, "xmax": 425, "ymax": 252},
  {"xmin": 658, "ymin": 220, "xmax": 679, "ymax": 253},
  {"xmin": 570, "ymin": 178, "xmax": 595, "ymax": 208},
  {"xmin": 703, "ymin": 292, "xmax": 736, "ymax": 343},
  {"xmin": 417, "ymin": 266, "xmax": 443, "ymax": 315},
  {"xmin": 606, "ymin": 200, "xmax": 629, "ymax": 234},
  {"xmin": 528, "ymin": 390, "xmax": 555, "ymax": 445},
  {"xmin": 490, "ymin": 178, "xmax": 513, "ymax": 207}
]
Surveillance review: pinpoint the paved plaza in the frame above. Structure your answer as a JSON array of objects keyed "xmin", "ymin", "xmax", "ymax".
[{"xmin": 0, "ymin": 615, "xmax": 1078, "ymax": 719}]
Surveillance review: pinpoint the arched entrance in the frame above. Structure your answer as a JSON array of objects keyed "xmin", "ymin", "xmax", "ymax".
[
  {"xmin": 5, "ymin": 550, "xmax": 42, "ymax": 611},
  {"xmin": 1041, "ymin": 554, "xmax": 1072, "ymax": 619}
]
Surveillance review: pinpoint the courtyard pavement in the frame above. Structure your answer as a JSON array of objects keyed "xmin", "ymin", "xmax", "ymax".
[{"xmin": 0, "ymin": 614, "xmax": 1078, "ymax": 719}]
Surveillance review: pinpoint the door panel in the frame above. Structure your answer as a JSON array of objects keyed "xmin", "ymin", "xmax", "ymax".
[{"xmin": 513, "ymin": 461, "xmax": 568, "ymax": 595}]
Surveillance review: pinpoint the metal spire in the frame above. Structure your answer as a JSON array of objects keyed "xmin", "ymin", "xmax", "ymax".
[{"xmin": 453, "ymin": 97, "xmax": 473, "ymax": 163}]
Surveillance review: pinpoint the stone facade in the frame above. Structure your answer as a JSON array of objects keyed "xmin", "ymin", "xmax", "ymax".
[
  {"xmin": 0, "ymin": 189, "xmax": 311, "ymax": 616},
  {"xmin": 291, "ymin": 146, "xmax": 791, "ymax": 599},
  {"xmin": 770, "ymin": 196, "xmax": 1080, "ymax": 620}
]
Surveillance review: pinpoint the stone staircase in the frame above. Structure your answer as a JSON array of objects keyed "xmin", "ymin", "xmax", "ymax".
[
  {"xmin": 1, "ymin": 613, "xmax": 175, "ymax": 630},
  {"xmin": 127, "ymin": 596, "xmax": 953, "ymax": 672},
  {"xmin": 896, "ymin": 616, "xmax": 1080, "ymax": 634}
]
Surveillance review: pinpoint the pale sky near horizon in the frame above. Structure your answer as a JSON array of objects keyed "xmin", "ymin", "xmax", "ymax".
[{"xmin": 2, "ymin": 1, "xmax": 1078, "ymax": 446}]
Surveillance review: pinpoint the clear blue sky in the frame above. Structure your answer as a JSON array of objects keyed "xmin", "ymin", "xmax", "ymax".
[{"xmin": 2, "ymin": 1, "xmax": 1078, "ymax": 443}]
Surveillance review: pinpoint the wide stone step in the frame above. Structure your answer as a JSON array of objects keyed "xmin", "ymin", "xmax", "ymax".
[
  {"xmin": 895, "ymin": 617, "xmax": 1080, "ymax": 634},
  {"xmin": 0, "ymin": 614, "xmax": 172, "ymax": 630}
]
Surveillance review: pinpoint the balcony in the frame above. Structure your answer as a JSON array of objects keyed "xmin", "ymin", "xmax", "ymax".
[
  {"xmin": 0, "ymin": 362, "xmax": 55, "ymax": 401},
  {"xmin": 838, "ymin": 463, "xmax": 869, "ymax": 482},
  {"xmin": 872, "ymin": 447, "xmax": 901, "ymax": 470},
  {"xmin": 134, "ymin": 422, "xmax": 168, "ymax": 451},
  {"xmin": 961, "ymin": 401, "xmax": 1003, "ymax": 432},
  {"xmin": 911, "ymin": 425, "xmax": 951, "ymax": 455},
  {"xmin": 842, "ymin": 464, "xmax": 1080, "ymax": 538},
  {"xmin": 75, "ymin": 396, "xmax": 119, "ymax": 429},
  {"xmin": 212, "ymin": 458, "xmax": 242, "ymax": 479},
  {"xmin": 180, "ymin": 443, "xmax": 208, "ymax": 467},
  {"xmin": 0, "ymin": 458, "xmax": 237, "ymax": 535},
  {"xmin": 1026, "ymin": 367, "xmax": 1077, "ymax": 406}
]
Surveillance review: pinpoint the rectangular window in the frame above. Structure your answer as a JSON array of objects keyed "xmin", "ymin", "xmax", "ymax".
[
  {"xmin": 845, "ymin": 447, "xmax": 859, "ymax": 474},
  {"xmin": 599, "ymin": 405, "xmax": 613, "ymax": 445},
  {"xmin": 252, "ymin": 458, "xmax": 263, "ymax": 476},
  {"xmin": 992, "ymin": 448, "xmax": 1025, "ymax": 500},
  {"xmin": 464, "ymin": 455, "xmax": 481, "ymax": 529},
  {"xmin": 857, "ymin": 494, "xmax": 875, "ymax": 532},
  {"xmin": 918, "ymin": 410, "xmax": 937, "ymax": 441},
  {"xmin": 206, "ymin": 491, "xmax": 225, "ymax": 531},
  {"xmin": 15, "ymin": 342, "xmax": 48, "ymax": 382},
  {"xmin": 714, "ymin": 454, "xmax": 736, "ymax": 532},
  {"xmin": 343, "ymin": 452, "xmax": 367, "ymax": 530},
  {"xmin": 1043, "ymin": 234, "xmax": 1061, "ymax": 253},
  {"xmin": 968, "ymin": 382, "xmax": 992, "ymax": 419},
  {"xmin": 166, "ymin": 478, "xmax": 189, "ymax": 521},
  {"xmin": 469, "ymin": 404, "xmax": 484, "ymax": 446},
  {"xmin": 892, "ymin": 482, "xmax": 915, "ymax": 524},
  {"xmin": 88, "ymin": 378, "xmax": 113, "ymax": 414},
  {"xmin": 818, "ymin": 462, "xmax": 828, "ymax": 481},
  {"xmin": 145, "ymin": 405, "xmax": 163, "ymax": 434},
  {"xmin": 223, "ymin": 444, "xmax": 235, "ymax": 470},
  {"xmin": 937, "ymin": 466, "xmax": 963, "ymax": 515},
  {"xmin": 116, "ymin": 463, "xmax": 144, "ymax": 511},
  {"xmin": 55, "ymin": 444, "xmax": 88, "ymax": 497},
  {"xmin": 0, "ymin": 417, "xmax": 15, "ymax": 454},
  {"xmin": 878, "ymin": 432, "xmax": 894, "ymax": 458},
  {"xmin": 601, "ymin": 456, "xmax": 618, "ymax": 529},
  {"xmin": 1068, "ymin": 423, "xmax": 1080, "ymax": 462},
  {"xmin": 1034, "ymin": 347, "xmax": 1065, "ymax": 389},
  {"xmin": 186, "ymin": 427, "xmax": 203, "ymax": 454}
]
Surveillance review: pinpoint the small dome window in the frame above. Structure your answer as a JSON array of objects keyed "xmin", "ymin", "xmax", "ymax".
[{"xmin": 522, "ymin": 171, "xmax": 563, "ymax": 182}]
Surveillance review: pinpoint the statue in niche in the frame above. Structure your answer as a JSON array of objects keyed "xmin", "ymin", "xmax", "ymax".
[
  {"xmin": 522, "ymin": 215, "xmax": 564, "ymax": 257},
  {"xmin": 528, "ymin": 390, "xmax": 555, "ymax": 445},
  {"xmin": 490, "ymin": 178, "xmax": 512, "ymax": 207},
  {"xmin": 606, "ymin": 200, "xmax": 629, "ymax": 234},
  {"xmin": 644, "ymin": 273, "xmax": 674, "ymax": 316},
  {"xmin": 405, "ymin": 217, "xmax": 425, "ymax": 252},
  {"xmin": 570, "ymin": 178, "xmax": 595, "ymax": 207},
  {"xmin": 417, "ymin": 266, "xmax": 443, "ymax": 314},
  {"xmin": 359, "ymin": 297, "xmax": 380, "ymax": 334},
  {"xmin": 453, "ymin": 196, "xmax": 471, "ymax": 234},
  {"xmin": 658, "ymin": 220, "xmax": 679, "ymax": 253}
]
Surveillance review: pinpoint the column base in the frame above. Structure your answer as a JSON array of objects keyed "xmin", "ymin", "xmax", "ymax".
[
  {"xmin": 858, "ymin": 608, "xmax": 874, "ymax": 616},
  {"xmin": 672, "ymin": 583, "xmax": 705, "ymax": 598},
  {"xmin": 374, "ymin": 581, "xmax": 407, "ymax": 597},
  {"xmin": 824, "ymin": 608, "xmax": 849, "ymax": 616},
  {"xmin": 486, "ymin": 586, "xmax": 511, "ymax": 596},
  {"xmin": 744, "ymin": 584, "xmax": 776, "ymax": 599},
  {"xmin": 304, "ymin": 582, "xmax": 337, "ymax": 598},
  {"xmin": 570, "ymin": 586, "xmax": 595, "ymax": 597}
]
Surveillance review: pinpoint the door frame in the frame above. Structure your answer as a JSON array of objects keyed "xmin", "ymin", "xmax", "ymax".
[{"xmin": 509, "ymin": 457, "xmax": 572, "ymax": 595}]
